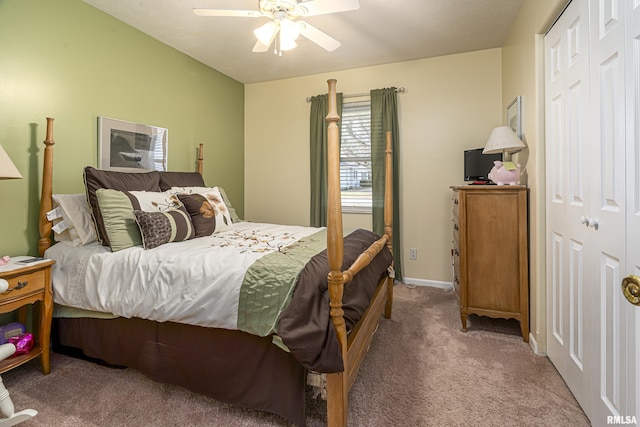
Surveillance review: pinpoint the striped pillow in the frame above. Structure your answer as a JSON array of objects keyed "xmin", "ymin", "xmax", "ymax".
[{"xmin": 133, "ymin": 209, "xmax": 194, "ymax": 249}]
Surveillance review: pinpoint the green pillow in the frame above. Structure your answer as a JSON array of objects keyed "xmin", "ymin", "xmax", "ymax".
[{"xmin": 96, "ymin": 188, "xmax": 141, "ymax": 252}]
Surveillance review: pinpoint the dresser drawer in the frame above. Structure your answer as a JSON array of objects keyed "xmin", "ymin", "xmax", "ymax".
[
  {"xmin": 0, "ymin": 269, "xmax": 46, "ymax": 302},
  {"xmin": 453, "ymin": 255, "xmax": 460, "ymax": 291},
  {"xmin": 451, "ymin": 193, "xmax": 460, "ymax": 217},
  {"xmin": 452, "ymin": 220, "xmax": 460, "ymax": 243}
]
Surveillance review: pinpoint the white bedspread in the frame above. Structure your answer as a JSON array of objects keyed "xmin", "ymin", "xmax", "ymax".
[{"xmin": 45, "ymin": 222, "xmax": 321, "ymax": 330}]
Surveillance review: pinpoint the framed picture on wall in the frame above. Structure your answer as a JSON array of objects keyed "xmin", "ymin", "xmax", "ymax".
[
  {"xmin": 506, "ymin": 96, "xmax": 522, "ymax": 139},
  {"xmin": 98, "ymin": 116, "xmax": 168, "ymax": 172}
]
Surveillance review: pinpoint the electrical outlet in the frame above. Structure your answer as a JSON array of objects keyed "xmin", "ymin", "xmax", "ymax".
[{"xmin": 409, "ymin": 248, "xmax": 417, "ymax": 260}]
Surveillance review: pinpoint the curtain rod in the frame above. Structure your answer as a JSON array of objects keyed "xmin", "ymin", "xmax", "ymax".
[{"xmin": 306, "ymin": 86, "xmax": 405, "ymax": 102}]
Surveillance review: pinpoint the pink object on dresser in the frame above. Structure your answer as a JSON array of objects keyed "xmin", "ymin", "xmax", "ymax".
[{"xmin": 488, "ymin": 160, "xmax": 521, "ymax": 185}]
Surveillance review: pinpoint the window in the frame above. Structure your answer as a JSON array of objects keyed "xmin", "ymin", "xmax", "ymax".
[{"xmin": 340, "ymin": 100, "xmax": 372, "ymax": 212}]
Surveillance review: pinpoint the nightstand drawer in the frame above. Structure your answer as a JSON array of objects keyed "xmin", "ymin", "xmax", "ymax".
[{"xmin": 0, "ymin": 269, "xmax": 46, "ymax": 302}]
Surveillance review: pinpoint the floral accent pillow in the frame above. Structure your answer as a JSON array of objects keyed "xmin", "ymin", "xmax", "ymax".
[
  {"xmin": 169, "ymin": 187, "xmax": 232, "ymax": 232},
  {"xmin": 133, "ymin": 208, "xmax": 194, "ymax": 249},
  {"xmin": 177, "ymin": 194, "xmax": 216, "ymax": 237}
]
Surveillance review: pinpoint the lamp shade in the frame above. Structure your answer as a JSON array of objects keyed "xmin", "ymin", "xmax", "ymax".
[
  {"xmin": 482, "ymin": 126, "xmax": 526, "ymax": 155},
  {"xmin": 254, "ymin": 21, "xmax": 278, "ymax": 46},
  {"xmin": 0, "ymin": 144, "xmax": 22, "ymax": 179}
]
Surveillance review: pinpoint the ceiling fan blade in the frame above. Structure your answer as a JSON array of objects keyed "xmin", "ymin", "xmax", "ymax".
[
  {"xmin": 299, "ymin": 21, "xmax": 341, "ymax": 51},
  {"xmin": 252, "ymin": 40, "xmax": 271, "ymax": 52},
  {"xmin": 193, "ymin": 8, "xmax": 261, "ymax": 18},
  {"xmin": 296, "ymin": 0, "xmax": 360, "ymax": 17}
]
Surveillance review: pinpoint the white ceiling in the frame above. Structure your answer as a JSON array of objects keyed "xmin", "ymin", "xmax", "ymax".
[{"xmin": 82, "ymin": 0, "xmax": 524, "ymax": 84}]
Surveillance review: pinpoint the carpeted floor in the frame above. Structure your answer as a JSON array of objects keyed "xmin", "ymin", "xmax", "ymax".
[{"xmin": 2, "ymin": 284, "xmax": 590, "ymax": 426}]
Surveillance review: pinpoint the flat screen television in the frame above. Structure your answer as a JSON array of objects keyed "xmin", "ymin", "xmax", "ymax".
[{"xmin": 464, "ymin": 148, "xmax": 502, "ymax": 182}]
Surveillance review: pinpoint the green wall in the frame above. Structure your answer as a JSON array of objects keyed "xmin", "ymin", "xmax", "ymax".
[{"xmin": 0, "ymin": 0, "xmax": 244, "ymax": 256}]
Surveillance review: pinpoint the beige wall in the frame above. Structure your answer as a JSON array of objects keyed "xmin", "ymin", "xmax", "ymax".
[
  {"xmin": 501, "ymin": 0, "xmax": 569, "ymax": 352},
  {"xmin": 245, "ymin": 49, "xmax": 503, "ymax": 284}
]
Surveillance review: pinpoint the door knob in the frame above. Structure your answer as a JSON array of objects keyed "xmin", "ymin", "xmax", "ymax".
[
  {"xmin": 580, "ymin": 216, "xmax": 599, "ymax": 230},
  {"xmin": 622, "ymin": 275, "xmax": 640, "ymax": 306}
]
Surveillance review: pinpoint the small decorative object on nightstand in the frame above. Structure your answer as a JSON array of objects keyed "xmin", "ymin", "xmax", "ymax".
[{"xmin": 0, "ymin": 257, "xmax": 55, "ymax": 375}]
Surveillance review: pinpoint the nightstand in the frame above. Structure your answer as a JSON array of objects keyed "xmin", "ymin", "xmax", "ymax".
[{"xmin": 0, "ymin": 259, "xmax": 55, "ymax": 375}]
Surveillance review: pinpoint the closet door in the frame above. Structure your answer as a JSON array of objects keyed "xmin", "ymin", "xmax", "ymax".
[
  {"xmin": 546, "ymin": 1, "xmax": 639, "ymax": 424},
  {"xmin": 623, "ymin": 0, "xmax": 639, "ymax": 420},
  {"xmin": 544, "ymin": 0, "xmax": 591, "ymax": 412},
  {"xmin": 589, "ymin": 0, "xmax": 636, "ymax": 422}
]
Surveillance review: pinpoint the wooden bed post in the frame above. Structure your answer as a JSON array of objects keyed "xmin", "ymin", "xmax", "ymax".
[
  {"xmin": 197, "ymin": 143, "xmax": 203, "ymax": 176},
  {"xmin": 384, "ymin": 131, "xmax": 394, "ymax": 319},
  {"xmin": 325, "ymin": 79, "xmax": 348, "ymax": 427},
  {"xmin": 38, "ymin": 118, "xmax": 55, "ymax": 257},
  {"xmin": 324, "ymin": 82, "xmax": 396, "ymax": 427}
]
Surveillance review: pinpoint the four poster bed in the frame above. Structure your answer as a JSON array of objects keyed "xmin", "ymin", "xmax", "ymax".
[{"xmin": 36, "ymin": 79, "xmax": 394, "ymax": 426}]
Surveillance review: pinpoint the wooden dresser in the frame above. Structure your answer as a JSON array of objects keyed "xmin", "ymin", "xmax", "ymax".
[{"xmin": 451, "ymin": 185, "xmax": 529, "ymax": 342}]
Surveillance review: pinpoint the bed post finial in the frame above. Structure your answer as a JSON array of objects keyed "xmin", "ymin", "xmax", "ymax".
[
  {"xmin": 38, "ymin": 117, "xmax": 55, "ymax": 257},
  {"xmin": 197, "ymin": 143, "xmax": 203, "ymax": 175}
]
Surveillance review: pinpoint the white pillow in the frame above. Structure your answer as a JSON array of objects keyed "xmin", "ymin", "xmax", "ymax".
[
  {"xmin": 216, "ymin": 186, "xmax": 242, "ymax": 223},
  {"xmin": 168, "ymin": 186, "xmax": 233, "ymax": 232},
  {"xmin": 50, "ymin": 194, "xmax": 97, "ymax": 246}
]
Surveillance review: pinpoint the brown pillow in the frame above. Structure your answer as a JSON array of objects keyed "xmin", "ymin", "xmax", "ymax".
[
  {"xmin": 133, "ymin": 208, "xmax": 194, "ymax": 249},
  {"xmin": 84, "ymin": 166, "xmax": 161, "ymax": 246},
  {"xmin": 159, "ymin": 172, "xmax": 205, "ymax": 191},
  {"xmin": 177, "ymin": 193, "xmax": 216, "ymax": 237}
]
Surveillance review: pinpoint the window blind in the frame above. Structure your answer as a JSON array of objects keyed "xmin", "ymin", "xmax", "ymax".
[{"xmin": 340, "ymin": 101, "xmax": 372, "ymax": 211}]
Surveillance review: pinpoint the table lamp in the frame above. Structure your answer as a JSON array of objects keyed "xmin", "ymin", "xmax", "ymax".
[
  {"xmin": 482, "ymin": 126, "xmax": 526, "ymax": 160},
  {"xmin": 0, "ymin": 144, "xmax": 22, "ymax": 266},
  {"xmin": 482, "ymin": 126, "xmax": 526, "ymax": 185},
  {"xmin": 0, "ymin": 144, "xmax": 22, "ymax": 180}
]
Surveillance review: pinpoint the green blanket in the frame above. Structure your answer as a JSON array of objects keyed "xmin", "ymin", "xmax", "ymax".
[{"xmin": 237, "ymin": 229, "xmax": 327, "ymax": 336}]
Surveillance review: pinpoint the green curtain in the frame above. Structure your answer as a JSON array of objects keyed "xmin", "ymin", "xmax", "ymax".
[
  {"xmin": 309, "ymin": 92, "xmax": 343, "ymax": 227},
  {"xmin": 371, "ymin": 88, "xmax": 402, "ymax": 281}
]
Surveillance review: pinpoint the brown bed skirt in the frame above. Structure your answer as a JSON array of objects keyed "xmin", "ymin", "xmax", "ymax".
[{"xmin": 53, "ymin": 317, "xmax": 307, "ymax": 426}]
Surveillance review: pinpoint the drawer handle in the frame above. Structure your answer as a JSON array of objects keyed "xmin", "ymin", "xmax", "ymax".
[
  {"xmin": 454, "ymin": 199, "xmax": 459, "ymax": 205},
  {"xmin": 454, "ymin": 224, "xmax": 458, "ymax": 231},
  {"xmin": 4, "ymin": 281, "xmax": 28, "ymax": 293},
  {"xmin": 454, "ymin": 249, "xmax": 459, "ymax": 256}
]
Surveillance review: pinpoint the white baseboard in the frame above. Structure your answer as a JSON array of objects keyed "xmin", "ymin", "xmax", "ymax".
[
  {"xmin": 528, "ymin": 333, "xmax": 546, "ymax": 356},
  {"xmin": 402, "ymin": 277, "xmax": 453, "ymax": 290}
]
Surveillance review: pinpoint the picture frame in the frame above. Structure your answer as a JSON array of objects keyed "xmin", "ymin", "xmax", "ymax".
[
  {"xmin": 506, "ymin": 96, "xmax": 522, "ymax": 139},
  {"xmin": 98, "ymin": 116, "xmax": 168, "ymax": 172}
]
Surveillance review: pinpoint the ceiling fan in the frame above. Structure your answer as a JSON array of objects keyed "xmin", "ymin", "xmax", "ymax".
[{"xmin": 193, "ymin": 0, "xmax": 360, "ymax": 55}]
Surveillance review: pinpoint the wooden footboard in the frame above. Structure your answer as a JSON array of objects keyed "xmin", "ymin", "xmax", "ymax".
[{"xmin": 324, "ymin": 79, "xmax": 394, "ymax": 427}]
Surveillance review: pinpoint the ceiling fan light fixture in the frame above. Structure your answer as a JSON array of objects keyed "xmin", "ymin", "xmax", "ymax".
[
  {"xmin": 254, "ymin": 21, "xmax": 278, "ymax": 45},
  {"xmin": 200, "ymin": 0, "xmax": 360, "ymax": 54},
  {"xmin": 279, "ymin": 35, "xmax": 297, "ymax": 51},
  {"xmin": 280, "ymin": 18, "xmax": 301, "ymax": 41}
]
